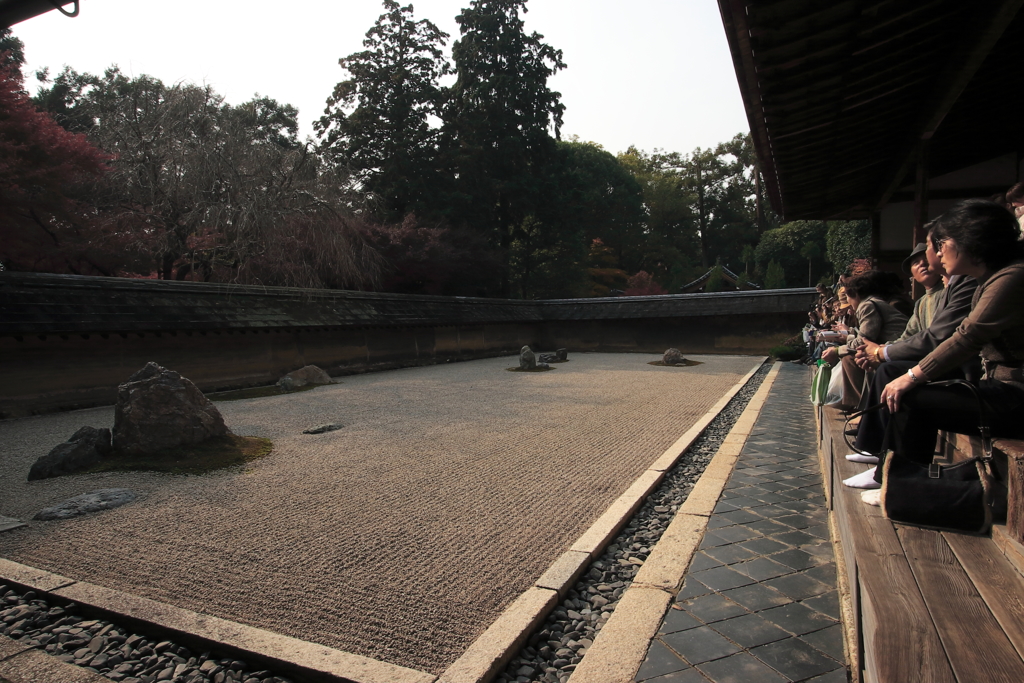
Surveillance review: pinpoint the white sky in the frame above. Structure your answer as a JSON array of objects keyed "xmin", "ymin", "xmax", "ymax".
[{"xmin": 13, "ymin": 0, "xmax": 749, "ymax": 156}]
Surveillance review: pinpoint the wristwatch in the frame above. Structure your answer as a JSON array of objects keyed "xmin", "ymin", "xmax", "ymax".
[{"xmin": 907, "ymin": 368, "xmax": 920, "ymax": 383}]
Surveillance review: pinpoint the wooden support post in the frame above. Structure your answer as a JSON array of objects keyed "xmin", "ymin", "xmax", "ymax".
[
  {"xmin": 913, "ymin": 140, "xmax": 930, "ymax": 244},
  {"xmin": 870, "ymin": 211, "xmax": 881, "ymax": 264},
  {"xmin": 912, "ymin": 141, "xmax": 930, "ymax": 299}
]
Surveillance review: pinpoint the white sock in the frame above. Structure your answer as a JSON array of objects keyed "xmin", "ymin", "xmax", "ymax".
[
  {"xmin": 861, "ymin": 489, "xmax": 882, "ymax": 506},
  {"xmin": 843, "ymin": 467, "xmax": 881, "ymax": 489},
  {"xmin": 846, "ymin": 453, "xmax": 879, "ymax": 464}
]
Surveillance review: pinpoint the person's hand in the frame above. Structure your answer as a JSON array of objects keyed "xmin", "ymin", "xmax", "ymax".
[
  {"xmin": 834, "ymin": 324, "xmax": 849, "ymax": 334},
  {"xmin": 856, "ymin": 341, "xmax": 882, "ymax": 371},
  {"xmin": 854, "ymin": 348, "xmax": 879, "ymax": 371},
  {"xmin": 881, "ymin": 370, "xmax": 920, "ymax": 412},
  {"xmin": 821, "ymin": 347, "xmax": 839, "ymax": 366}
]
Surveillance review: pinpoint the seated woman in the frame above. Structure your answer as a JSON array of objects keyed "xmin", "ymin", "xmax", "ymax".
[
  {"xmin": 844, "ymin": 199, "xmax": 1024, "ymax": 496},
  {"xmin": 821, "ymin": 270, "xmax": 908, "ymax": 410}
]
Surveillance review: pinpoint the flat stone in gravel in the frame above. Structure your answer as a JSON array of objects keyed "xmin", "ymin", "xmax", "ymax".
[{"xmin": 33, "ymin": 489, "xmax": 137, "ymax": 521}]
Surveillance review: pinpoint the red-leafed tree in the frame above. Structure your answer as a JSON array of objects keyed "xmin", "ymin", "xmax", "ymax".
[
  {"xmin": 0, "ymin": 54, "xmax": 112, "ymax": 273},
  {"xmin": 623, "ymin": 270, "xmax": 668, "ymax": 296},
  {"xmin": 359, "ymin": 213, "xmax": 502, "ymax": 296}
]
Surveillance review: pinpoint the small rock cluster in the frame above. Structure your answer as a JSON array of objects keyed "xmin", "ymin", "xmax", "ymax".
[
  {"xmin": 501, "ymin": 361, "xmax": 771, "ymax": 683},
  {"xmin": 28, "ymin": 363, "xmax": 232, "ymax": 480},
  {"xmin": 520, "ymin": 346, "xmax": 567, "ymax": 370},
  {"xmin": 0, "ymin": 584, "xmax": 292, "ymax": 683},
  {"xmin": 277, "ymin": 365, "xmax": 332, "ymax": 391},
  {"xmin": 663, "ymin": 348, "xmax": 685, "ymax": 365},
  {"xmin": 28, "ymin": 426, "xmax": 112, "ymax": 481},
  {"xmin": 114, "ymin": 363, "xmax": 229, "ymax": 457},
  {"xmin": 538, "ymin": 349, "xmax": 568, "ymax": 364}
]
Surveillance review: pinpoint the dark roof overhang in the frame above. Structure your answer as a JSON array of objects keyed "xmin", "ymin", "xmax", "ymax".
[
  {"xmin": 0, "ymin": 0, "xmax": 77, "ymax": 29},
  {"xmin": 718, "ymin": 0, "xmax": 1024, "ymax": 220}
]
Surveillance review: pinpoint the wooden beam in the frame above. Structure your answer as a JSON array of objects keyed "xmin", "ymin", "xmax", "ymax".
[
  {"xmin": 873, "ymin": 0, "xmax": 1024, "ymax": 211},
  {"xmin": 718, "ymin": 0, "xmax": 785, "ymax": 217}
]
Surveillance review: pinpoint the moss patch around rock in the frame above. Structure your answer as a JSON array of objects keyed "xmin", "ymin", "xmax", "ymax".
[
  {"xmin": 647, "ymin": 360, "xmax": 704, "ymax": 367},
  {"xmin": 87, "ymin": 435, "xmax": 273, "ymax": 475},
  {"xmin": 206, "ymin": 383, "xmax": 320, "ymax": 402}
]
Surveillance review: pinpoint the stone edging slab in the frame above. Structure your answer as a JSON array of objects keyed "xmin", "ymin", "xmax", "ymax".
[
  {"xmin": 437, "ymin": 358, "xmax": 769, "ymax": 683},
  {"xmin": 0, "ymin": 633, "xmax": 109, "ymax": 683},
  {"xmin": 566, "ymin": 361, "xmax": 782, "ymax": 683},
  {"xmin": 0, "ymin": 559, "xmax": 435, "ymax": 683}
]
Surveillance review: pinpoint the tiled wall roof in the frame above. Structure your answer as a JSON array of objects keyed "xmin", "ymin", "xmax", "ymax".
[{"xmin": 0, "ymin": 272, "xmax": 815, "ymax": 335}]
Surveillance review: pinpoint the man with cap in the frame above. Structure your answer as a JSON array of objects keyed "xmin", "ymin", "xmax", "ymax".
[
  {"xmin": 841, "ymin": 238, "xmax": 979, "ymax": 489},
  {"xmin": 891, "ymin": 242, "xmax": 944, "ymax": 340}
]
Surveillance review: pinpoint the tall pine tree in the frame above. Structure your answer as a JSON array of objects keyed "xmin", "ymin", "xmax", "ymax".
[
  {"xmin": 444, "ymin": 0, "xmax": 565, "ymax": 295},
  {"xmin": 316, "ymin": 1, "xmax": 450, "ymax": 221}
]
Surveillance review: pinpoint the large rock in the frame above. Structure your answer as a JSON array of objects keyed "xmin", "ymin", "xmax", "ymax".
[
  {"xmin": 28, "ymin": 426, "xmax": 112, "ymax": 481},
  {"xmin": 556, "ymin": 348, "xmax": 568, "ymax": 361},
  {"xmin": 663, "ymin": 348, "xmax": 685, "ymax": 365},
  {"xmin": 113, "ymin": 362, "xmax": 229, "ymax": 456},
  {"xmin": 34, "ymin": 489, "xmax": 136, "ymax": 521},
  {"xmin": 519, "ymin": 346, "xmax": 537, "ymax": 370},
  {"xmin": 278, "ymin": 365, "xmax": 332, "ymax": 391}
]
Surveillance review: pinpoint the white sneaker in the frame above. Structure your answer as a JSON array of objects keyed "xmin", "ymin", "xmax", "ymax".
[
  {"xmin": 843, "ymin": 467, "xmax": 881, "ymax": 489},
  {"xmin": 846, "ymin": 452, "xmax": 879, "ymax": 464},
  {"xmin": 861, "ymin": 489, "xmax": 882, "ymax": 506}
]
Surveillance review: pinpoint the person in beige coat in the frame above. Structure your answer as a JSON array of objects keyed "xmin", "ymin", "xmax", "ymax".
[{"xmin": 822, "ymin": 271, "xmax": 909, "ymax": 410}]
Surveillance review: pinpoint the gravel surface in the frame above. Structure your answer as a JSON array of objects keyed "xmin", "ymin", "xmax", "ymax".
[
  {"xmin": 498, "ymin": 360, "xmax": 772, "ymax": 683},
  {"xmin": 0, "ymin": 584, "xmax": 290, "ymax": 683},
  {"xmin": 0, "ymin": 353, "xmax": 761, "ymax": 675}
]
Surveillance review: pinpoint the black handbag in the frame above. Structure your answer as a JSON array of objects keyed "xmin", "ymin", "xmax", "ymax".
[{"xmin": 879, "ymin": 380, "xmax": 996, "ymax": 534}]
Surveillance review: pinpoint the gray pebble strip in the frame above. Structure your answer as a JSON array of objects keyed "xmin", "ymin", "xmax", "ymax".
[
  {"xmin": 0, "ymin": 587, "xmax": 292, "ymax": 683},
  {"xmin": 501, "ymin": 360, "xmax": 772, "ymax": 683}
]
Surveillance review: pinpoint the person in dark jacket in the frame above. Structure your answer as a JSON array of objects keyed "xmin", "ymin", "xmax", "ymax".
[
  {"xmin": 842, "ymin": 243, "xmax": 979, "ymax": 466},
  {"xmin": 844, "ymin": 200, "xmax": 1024, "ymax": 495}
]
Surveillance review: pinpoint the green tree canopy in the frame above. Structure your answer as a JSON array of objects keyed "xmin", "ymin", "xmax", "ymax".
[
  {"xmin": 755, "ymin": 220, "xmax": 829, "ymax": 288},
  {"xmin": 316, "ymin": 0, "xmax": 450, "ymax": 221},
  {"xmin": 826, "ymin": 220, "xmax": 871, "ymax": 275},
  {"xmin": 443, "ymin": 0, "xmax": 565, "ymax": 295},
  {"xmin": 764, "ymin": 260, "xmax": 786, "ymax": 289}
]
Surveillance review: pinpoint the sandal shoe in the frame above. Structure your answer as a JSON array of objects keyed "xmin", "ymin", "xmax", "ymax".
[
  {"xmin": 846, "ymin": 453, "xmax": 879, "ymax": 464},
  {"xmin": 843, "ymin": 467, "xmax": 880, "ymax": 489}
]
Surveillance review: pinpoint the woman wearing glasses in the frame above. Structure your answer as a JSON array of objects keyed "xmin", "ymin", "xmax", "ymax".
[{"xmin": 844, "ymin": 199, "xmax": 1024, "ymax": 498}]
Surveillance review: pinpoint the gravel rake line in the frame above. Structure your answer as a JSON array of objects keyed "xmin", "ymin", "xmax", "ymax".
[{"xmin": 499, "ymin": 360, "xmax": 773, "ymax": 683}]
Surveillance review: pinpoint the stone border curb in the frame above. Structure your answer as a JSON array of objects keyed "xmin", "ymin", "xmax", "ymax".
[
  {"xmin": 438, "ymin": 358, "xmax": 768, "ymax": 683},
  {"xmin": 0, "ymin": 559, "xmax": 435, "ymax": 683},
  {"xmin": 0, "ymin": 515, "xmax": 27, "ymax": 534},
  {"xmin": 567, "ymin": 362, "xmax": 782, "ymax": 683},
  {"xmin": 0, "ymin": 634, "xmax": 109, "ymax": 683}
]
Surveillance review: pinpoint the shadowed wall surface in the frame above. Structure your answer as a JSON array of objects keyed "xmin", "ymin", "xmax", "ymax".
[
  {"xmin": 0, "ymin": 273, "xmax": 811, "ymax": 417},
  {"xmin": 0, "ymin": 353, "xmax": 761, "ymax": 675}
]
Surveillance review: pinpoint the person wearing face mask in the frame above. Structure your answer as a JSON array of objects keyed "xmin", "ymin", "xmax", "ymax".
[
  {"xmin": 841, "ymin": 239, "xmax": 979, "ymax": 477},
  {"xmin": 846, "ymin": 200, "xmax": 1024, "ymax": 499}
]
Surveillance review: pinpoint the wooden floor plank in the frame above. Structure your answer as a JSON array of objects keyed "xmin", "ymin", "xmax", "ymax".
[
  {"xmin": 854, "ymin": 515, "xmax": 955, "ymax": 683},
  {"xmin": 899, "ymin": 526, "xmax": 1024, "ymax": 683},
  {"xmin": 822, "ymin": 408, "xmax": 955, "ymax": 683},
  {"xmin": 945, "ymin": 531, "xmax": 1024, "ymax": 664}
]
